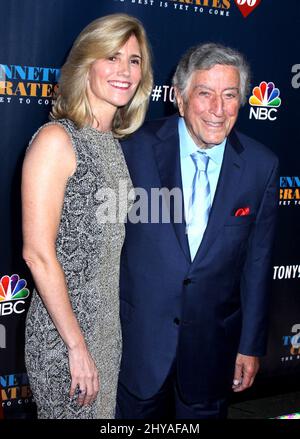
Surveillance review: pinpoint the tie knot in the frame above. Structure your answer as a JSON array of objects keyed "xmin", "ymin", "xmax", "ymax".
[{"xmin": 191, "ymin": 151, "xmax": 209, "ymax": 172}]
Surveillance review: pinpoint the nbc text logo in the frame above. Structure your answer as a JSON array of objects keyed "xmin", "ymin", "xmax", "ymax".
[
  {"xmin": 0, "ymin": 274, "xmax": 30, "ymax": 316},
  {"xmin": 249, "ymin": 81, "xmax": 281, "ymax": 121}
]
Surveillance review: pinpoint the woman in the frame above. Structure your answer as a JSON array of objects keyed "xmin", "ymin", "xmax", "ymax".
[{"xmin": 22, "ymin": 13, "xmax": 153, "ymax": 419}]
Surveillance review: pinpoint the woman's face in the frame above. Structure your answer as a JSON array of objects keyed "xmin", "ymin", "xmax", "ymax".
[{"xmin": 87, "ymin": 34, "xmax": 142, "ymax": 119}]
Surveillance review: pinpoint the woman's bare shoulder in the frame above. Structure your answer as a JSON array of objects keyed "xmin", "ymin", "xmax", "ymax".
[
  {"xmin": 24, "ymin": 122, "xmax": 76, "ymax": 176},
  {"xmin": 29, "ymin": 122, "xmax": 73, "ymax": 150}
]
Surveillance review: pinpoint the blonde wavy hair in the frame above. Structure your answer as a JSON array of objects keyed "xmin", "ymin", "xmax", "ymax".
[{"xmin": 51, "ymin": 14, "xmax": 153, "ymax": 138}]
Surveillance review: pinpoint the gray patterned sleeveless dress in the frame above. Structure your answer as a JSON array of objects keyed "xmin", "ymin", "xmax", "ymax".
[{"xmin": 25, "ymin": 119, "xmax": 133, "ymax": 419}]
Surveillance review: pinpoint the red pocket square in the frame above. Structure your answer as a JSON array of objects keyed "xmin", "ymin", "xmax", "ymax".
[{"xmin": 234, "ymin": 207, "xmax": 250, "ymax": 217}]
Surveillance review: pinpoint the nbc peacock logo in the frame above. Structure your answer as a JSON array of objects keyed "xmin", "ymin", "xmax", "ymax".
[
  {"xmin": 249, "ymin": 81, "xmax": 282, "ymax": 121},
  {"xmin": 0, "ymin": 274, "xmax": 30, "ymax": 316},
  {"xmin": 249, "ymin": 81, "xmax": 281, "ymax": 108}
]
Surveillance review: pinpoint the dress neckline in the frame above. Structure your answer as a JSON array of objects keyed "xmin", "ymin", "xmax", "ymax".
[
  {"xmin": 79, "ymin": 125, "xmax": 114, "ymax": 138},
  {"xmin": 62, "ymin": 119, "xmax": 114, "ymax": 138}
]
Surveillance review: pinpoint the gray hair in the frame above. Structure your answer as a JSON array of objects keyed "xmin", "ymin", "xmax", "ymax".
[{"xmin": 172, "ymin": 42, "xmax": 251, "ymax": 106}]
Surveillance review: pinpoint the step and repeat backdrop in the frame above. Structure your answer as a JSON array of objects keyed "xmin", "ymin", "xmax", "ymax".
[{"xmin": 0, "ymin": 0, "xmax": 299, "ymax": 418}]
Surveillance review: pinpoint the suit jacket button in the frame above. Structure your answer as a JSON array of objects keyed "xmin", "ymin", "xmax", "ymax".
[
  {"xmin": 174, "ymin": 318, "xmax": 180, "ymax": 325},
  {"xmin": 183, "ymin": 278, "xmax": 191, "ymax": 285}
]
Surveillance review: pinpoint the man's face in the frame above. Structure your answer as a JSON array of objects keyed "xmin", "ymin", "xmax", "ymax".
[{"xmin": 176, "ymin": 64, "xmax": 241, "ymax": 148}]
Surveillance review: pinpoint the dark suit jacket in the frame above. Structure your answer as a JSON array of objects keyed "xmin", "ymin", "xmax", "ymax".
[{"xmin": 119, "ymin": 114, "xmax": 279, "ymax": 403}]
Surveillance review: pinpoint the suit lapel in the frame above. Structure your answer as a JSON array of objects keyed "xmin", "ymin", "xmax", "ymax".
[
  {"xmin": 153, "ymin": 115, "xmax": 191, "ymax": 262},
  {"xmin": 192, "ymin": 130, "xmax": 245, "ymax": 265}
]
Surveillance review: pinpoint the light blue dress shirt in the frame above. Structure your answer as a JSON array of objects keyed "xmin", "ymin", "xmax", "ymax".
[{"xmin": 178, "ymin": 117, "xmax": 226, "ymax": 229}]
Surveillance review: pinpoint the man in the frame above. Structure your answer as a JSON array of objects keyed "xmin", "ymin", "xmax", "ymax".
[{"xmin": 117, "ymin": 43, "xmax": 278, "ymax": 419}]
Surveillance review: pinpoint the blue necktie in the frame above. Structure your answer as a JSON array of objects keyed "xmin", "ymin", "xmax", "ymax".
[{"xmin": 187, "ymin": 151, "xmax": 211, "ymax": 261}]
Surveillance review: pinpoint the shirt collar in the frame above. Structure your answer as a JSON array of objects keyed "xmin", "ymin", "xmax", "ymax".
[{"xmin": 178, "ymin": 117, "xmax": 226, "ymax": 165}]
